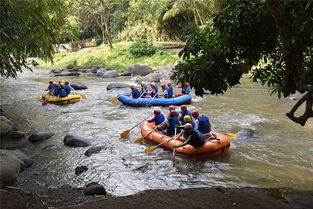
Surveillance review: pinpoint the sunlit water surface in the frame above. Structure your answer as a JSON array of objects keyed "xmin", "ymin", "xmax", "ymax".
[{"xmin": 0, "ymin": 68, "xmax": 312, "ymax": 196}]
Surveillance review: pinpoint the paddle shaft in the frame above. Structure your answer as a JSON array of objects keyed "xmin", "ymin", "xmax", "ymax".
[
  {"xmin": 172, "ymin": 128, "xmax": 177, "ymax": 167},
  {"xmin": 130, "ymin": 113, "xmax": 154, "ymax": 132},
  {"xmin": 146, "ymin": 90, "xmax": 160, "ymax": 106},
  {"xmin": 136, "ymin": 88, "xmax": 149, "ymax": 102}
]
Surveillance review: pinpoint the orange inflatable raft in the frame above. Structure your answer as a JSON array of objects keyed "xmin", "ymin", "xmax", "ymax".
[{"xmin": 141, "ymin": 121, "xmax": 231, "ymax": 158}]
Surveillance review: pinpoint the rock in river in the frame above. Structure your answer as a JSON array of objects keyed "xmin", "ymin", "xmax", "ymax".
[
  {"xmin": 0, "ymin": 151, "xmax": 21, "ymax": 185},
  {"xmin": 101, "ymin": 70, "xmax": 119, "ymax": 78},
  {"xmin": 75, "ymin": 165, "xmax": 88, "ymax": 175},
  {"xmin": 28, "ymin": 132, "xmax": 54, "ymax": 142},
  {"xmin": 63, "ymin": 135, "xmax": 91, "ymax": 147},
  {"xmin": 85, "ymin": 146, "xmax": 106, "ymax": 157},
  {"xmin": 84, "ymin": 182, "xmax": 106, "ymax": 196},
  {"xmin": 106, "ymin": 83, "xmax": 130, "ymax": 90},
  {"xmin": 71, "ymin": 81, "xmax": 88, "ymax": 90},
  {"xmin": 127, "ymin": 63, "xmax": 153, "ymax": 76}
]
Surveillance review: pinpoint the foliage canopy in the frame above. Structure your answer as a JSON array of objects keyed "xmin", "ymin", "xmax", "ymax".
[{"xmin": 0, "ymin": 0, "xmax": 67, "ymax": 78}]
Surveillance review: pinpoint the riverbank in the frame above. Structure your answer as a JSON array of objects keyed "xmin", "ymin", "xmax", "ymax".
[
  {"xmin": 38, "ymin": 42, "xmax": 180, "ymax": 71},
  {"xmin": 1, "ymin": 180, "xmax": 313, "ymax": 209}
]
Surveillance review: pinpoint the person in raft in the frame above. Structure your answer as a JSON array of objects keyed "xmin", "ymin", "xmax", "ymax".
[
  {"xmin": 58, "ymin": 83, "xmax": 68, "ymax": 98},
  {"xmin": 167, "ymin": 82, "xmax": 174, "ymax": 98},
  {"xmin": 191, "ymin": 110, "xmax": 217, "ymax": 140},
  {"xmin": 130, "ymin": 85, "xmax": 141, "ymax": 99},
  {"xmin": 160, "ymin": 83, "xmax": 170, "ymax": 98},
  {"xmin": 47, "ymin": 81, "xmax": 54, "ymax": 93},
  {"xmin": 149, "ymin": 82, "xmax": 159, "ymax": 98},
  {"xmin": 183, "ymin": 115, "xmax": 195, "ymax": 128},
  {"xmin": 64, "ymin": 81, "xmax": 72, "ymax": 96},
  {"xmin": 178, "ymin": 82, "xmax": 190, "ymax": 95},
  {"xmin": 174, "ymin": 123, "xmax": 205, "ymax": 148},
  {"xmin": 53, "ymin": 82, "xmax": 60, "ymax": 96},
  {"xmin": 140, "ymin": 82, "xmax": 148, "ymax": 97},
  {"xmin": 148, "ymin": 109, "xmax": 165, "ymax": 126},
  {"xmin": 179, "ymin": 105, "xmax": 192, "ymax": 124},
  {"xmin": 157, "ymin": 110, "xmax": 181, "ymax": 136}
]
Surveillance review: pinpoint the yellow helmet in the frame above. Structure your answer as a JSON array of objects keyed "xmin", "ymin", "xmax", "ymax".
[
  {"xmin": 141, "ymin": 82, "xmax": 146, "ymax": 86},
  {"xmin": 151, "ymin": 82, "xmax": 156, "ymax": 86},
  {"xmin": 183, "ymin": 115, "xmax": 191, "ymax": 122}
]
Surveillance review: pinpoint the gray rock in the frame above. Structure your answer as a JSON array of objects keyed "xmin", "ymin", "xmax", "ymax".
[
  {"xmin": 71, "ymin": 81, "xmax": 88, "ymax": 90},
  {"xmin": 0, "ymin": 116, "xmax": 12, "ymax": 125},
  {"xmin": 106, "ymin": 83, "xmax": 130, "ymax": 90},
  {"xmin": 54, "ymin": 72, "xmax": 80, "ymax": 77},
  {"xmin": 0, "ymin": 109, "xmax": 4, "ymax": 116},
  {"xmin": 63, "ymin": 135, "xmax": 91, "ymax": 147},
  {"xmin": 90, "ymin": 67, "xmax": 99, "ymax": 73},
  {"xmin": 0, "ymin": 121, "xmax": 13, "ymax": 136},
  {"xmin": 9, "ymin": 150, "xmax": 33, "ymax": 169},
  {"xmin": 85, "ymin": 146, "xmax": 106, "ymax": 157},
  {"xmin": 28, "ymin": 132, "xmax": 54, "ymax": 142},
  {"xmin": 50, "ymin": 68, "xmax": 62, "ymax": 74},
  {"xmin": 84, "ymin": 182, "xmax": 106, "ymax": 196},
  {"xmin": 101, "ymin": 70, "xmax": 119, "ymax": 78},
  {"xmin": 128, "ymin": 63, "xmax": 153, "ymax": 77},
  {"xmin": 0, "ymin": 152, "xmax": 21, "ymax": 185},
  {"xmin": 236, "ymin": 129, "xmax": 255, "ymax": 140},
  {"xmin": 121, "ymin": 71, "xmax": 131, "ymax": 76},
  {"xmin": 136, "ymin": 73, "xmax": 161, "ymax": 83},
  {"xmin": 96, "ymin": 68, "xmax": 107, "ymax": 77},
  {"xmin": 6, "ymin": 131, "xmax": 26, "ymax": 139},
  {"xmin": 75, "ymin": 165, "xmax": 88, "ymax": 175}
]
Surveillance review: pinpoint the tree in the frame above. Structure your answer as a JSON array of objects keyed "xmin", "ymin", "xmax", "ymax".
[
  {"xmin": 0, "ymin": 0, "xmax": 67, "ymax": 78},
  {"xmin": 171, "ymin": 0, "xmax": 313, "ymax": 126}
]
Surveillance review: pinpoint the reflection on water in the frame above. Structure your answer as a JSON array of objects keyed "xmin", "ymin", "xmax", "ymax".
[{"xmin": 0, "ymin": 68, "xmax": 312, "ymax": 196}]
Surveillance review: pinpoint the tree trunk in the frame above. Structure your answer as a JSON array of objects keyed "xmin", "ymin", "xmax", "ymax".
[
  {"xmin": 266, "ymin": 0, "xmax": 306, "ymax": 96},
  {"xmin": 102, "ymin": 16, "xmax": 113, "ymax": 50}
]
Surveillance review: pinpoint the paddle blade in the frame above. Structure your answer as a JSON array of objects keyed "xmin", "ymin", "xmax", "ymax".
[
  {"xmin": 111, "ymin": 97, "xmax": 118, "ymax": 102},
  {"xmin": 135, "ymin": 98, "xmax": 140, "ymax": 103},
  {"xmin": 144, "ymin": 145, "xmax": 158, "ymax": 154},
  {"xmin": 134, "ymin": 137, "xmax": 144, "ymax": 143},
  {"xmin": 36, "ymin": 96, "xmax": 41, "ymax": 101},
  {"xmin": 80, "ymin": 93, "xmax": 87, "ymax": 99},
  {"xmin": 42, "ymin": 100, "xmax": 49, "ymax": 106},
  {"xmin": 226, "ymin": 133, "xmax": 237, "ymax": 140},
  {"xmin": 120, "ymin": 130, "xmax": 130, "ymax": 138}
]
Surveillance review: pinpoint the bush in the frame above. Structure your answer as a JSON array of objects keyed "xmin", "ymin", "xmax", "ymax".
[{"xmin": 129, "ymin": 40, "xmax": 157, "ymax": 57}]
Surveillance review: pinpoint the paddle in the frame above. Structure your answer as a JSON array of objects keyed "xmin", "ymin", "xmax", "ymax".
[
  {"xmin": 172, "ymin": 128, "xmax": 177, "ymax": 167},
  {"xmin": 146, "ymin": 90, "xmax": 160, "ymax": 107},
  {"xmin": 144, "ymin": 137, "xmax": 172, "ymax": 154},
  {"xmin": 42, "ymin": 99, "xmax": 49, "ymax": 106},
  {"xmin": 135, "ymin": 88, "xmax": 149, "ymax": 103},
  {"xmin": 133, "ymin": 127, "xmax": 157, "ymax": 143},
  {"xmin": 226, "ymin": 133, "xmax": 237, "ymax": 140},
  {"xmin": 36, "ymin": 96, "xmax": 41, "ymax": 101},
  {"xmin": 111, "ymin": 96, "xmax": 119, "ymax": 102},
  {"xmin": 79, "ymin": 93, "xmax": 87, "ymax": 99},
  {"xmin": 120, "ymin": 113, "xmax": 154, "ymax": 138}
]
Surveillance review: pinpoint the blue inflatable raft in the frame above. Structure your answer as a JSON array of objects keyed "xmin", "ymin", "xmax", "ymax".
[{"xmin": 117, "ymin": 92, "xmax": 192, "ymax": 106}]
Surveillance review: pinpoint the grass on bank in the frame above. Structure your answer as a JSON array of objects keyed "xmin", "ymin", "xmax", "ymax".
[{"xmin": 39, "ymin": 42, "xmax": 180, "ymax": 72}]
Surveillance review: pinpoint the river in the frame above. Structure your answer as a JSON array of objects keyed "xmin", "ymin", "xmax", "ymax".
[{"xmin": 0, "ymin": 68, "xmax": 312, "ymax": 196}]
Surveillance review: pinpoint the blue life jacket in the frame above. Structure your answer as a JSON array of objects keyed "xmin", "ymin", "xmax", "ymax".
[
  {"xmin": 64, "ymin": 84, "xmax": 71, "ymax": 95},
  {"xmin": 182, "ymin": 86, "xmax": 190, "ymax": 94},
  {"xmin": 167, "ymin": 86, "xmax": 173, "ymax": 98},
  {"xmin": 141, "ymin": 86, "xmax": 148, "ymax": 97},
  {"xmin": 184, "ymin": 128, "xmax": 204, "ymax": 147},
  {"xmin": 53, "ymin": 85, "xmax": 60, "ymax": 96},
  {"xmin": 48, "ymin": 84, "xmax": 54, "ymax": 90},
  {"xmin": 167, "ymin": 116, "xmax": 180, "ymax": 136},
  {"xmin": 197, "ymin": 115, "xmax": 211, "ymax": 134},
  {"xmin": 163, "ymin": 89, "xmax": 169, "ymax": 98},
  {"xmin": 180, "ymin": 110, "xmax": 191, "ymax": 124},
  {"xmin": 155, "ymin": 114, "xmax": 165, "ymax": 126},
  {"xmin": 191, "ymin": 121, "xmax": 195, "ymax": 128},
  {"xmin": 132, "ymin": 88, "xmax": 141, "ymax": 98},
  {"xmin": 59, "ymin": 88, "xmax": 67, "ymax": 97},
  {"xmin": 151, "ymin": 87, "xmax": 159, "ymax": 98}
]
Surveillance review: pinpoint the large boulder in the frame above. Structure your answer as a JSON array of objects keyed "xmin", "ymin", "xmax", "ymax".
[
  {"xmin": 101, "ymin": 70, "xmax": 119, "ymax": 78},
  {"xmin": 127, "ymin": 63, "xmax": 153, "ymax": 77},
  {"xmin": 0, "ymin": 116, "xmax": 12, "ymax": 125},
  {"xmin": 90, "ymin": 67, "xmax": 99, "ymax": 73},
  {"xmin": 107, "ymin": 83, "xmax": 130, "ymax": 90},
  {"xmin": 96, "ymin": 68, "xmax": 107, "ymax": 77},
  {"xmin": 50, "ymin": 68, "xmax": 63, "ymax": 74},
  {"xmin": 6, "ymin": 131, "xmax": 26, "ymax": 139},
  {"xmin": 84, "ymin": 182, "xmax": 106, "ymax": 196},
  {"xmin": 63, "ymin": 135, "xmax": 91, "ymax": 147},
  {"xmin": 0, "ymin": 151, "xmax": 21, "ymax": 185},
  {"xmin": 136, "ymin": 72, "xmax": 162, "ymax": 83},
  {"xmin": 0, "ymin": 121, "xmax": 13, "ymax": 136},
  {"xmin": 71, "ymin": 81, "xmax": 88, "ymax": 90},
  {"xmin": 28, "ymin": 132, "xmax": 54, "ymax": 142},
  {"xmin": 85, "ymin": 146, "xmax": 106, "ymax": 157}
]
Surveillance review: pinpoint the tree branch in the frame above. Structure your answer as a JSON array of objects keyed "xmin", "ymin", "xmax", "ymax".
[{"xmin": 286, "ymin": 87, "xmax": 313, "ymax": 126}]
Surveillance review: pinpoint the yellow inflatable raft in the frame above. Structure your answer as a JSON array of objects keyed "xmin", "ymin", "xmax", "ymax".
[{"xmin": 41, "ymin": 92, "xmax": 81, "ymax": 105}]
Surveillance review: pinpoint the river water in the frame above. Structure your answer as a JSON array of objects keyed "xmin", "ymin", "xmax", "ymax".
[{"xmin": 0, "ymin": 68, "xmax": 312, "ymax": 196}]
